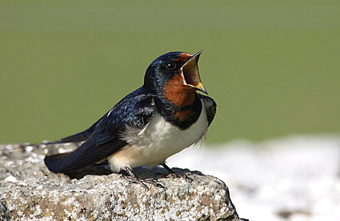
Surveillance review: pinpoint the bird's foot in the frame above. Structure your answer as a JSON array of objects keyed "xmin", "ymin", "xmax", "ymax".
[
  {"xmin": 121, "ymin": 167, "xmax": 164, "ymax": 190},
  {"xmin": 161, "ymin": 163, "xmax": 193, "ymax": 181}
]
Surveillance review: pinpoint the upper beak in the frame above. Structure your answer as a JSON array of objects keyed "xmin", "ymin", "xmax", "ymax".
[{"xmin": 180, "ymin": 51, "xmax": 208, "ymax": 94}]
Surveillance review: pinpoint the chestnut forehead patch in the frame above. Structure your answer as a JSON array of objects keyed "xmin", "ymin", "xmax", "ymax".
[{"xmin": 174, "ymin": 53, "xmax": 192, "ymax": 62}]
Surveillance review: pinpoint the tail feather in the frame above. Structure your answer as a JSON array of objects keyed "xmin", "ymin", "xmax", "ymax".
[
  {"xmin": 44, "ymin": 152, "xmax": 73, "ymax": 173},
  {"xmin": 44, "ymin": 135, "xmax": 127, "ymax": 173},
  {"xmin": 44, "ymin": 141, "xmax": 101, "ymax": 173}
]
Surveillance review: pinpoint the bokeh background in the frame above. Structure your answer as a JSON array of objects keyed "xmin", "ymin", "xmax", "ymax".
[{"xmin": 1, "ymin": 0, "xmax": 339, "ymax": 144}]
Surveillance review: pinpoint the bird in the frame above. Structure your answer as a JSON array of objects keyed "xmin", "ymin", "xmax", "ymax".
[{"xmin": 44, "ymin": 51, "xmax": 216, "ymax": 188}]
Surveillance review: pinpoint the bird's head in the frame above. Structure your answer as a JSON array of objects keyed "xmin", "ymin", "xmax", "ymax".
[{"xmin": 144, "ymin": 51, "xmax": 207, "ymax": 98}]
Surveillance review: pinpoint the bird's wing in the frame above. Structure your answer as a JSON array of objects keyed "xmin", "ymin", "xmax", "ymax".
[
  {"xmin": 198, "ymin": 94, "xmax": 217, "ymax": 126},
  {"xmin": 44, "ymin": 88, "xmax": 155, "ymax": 173}
]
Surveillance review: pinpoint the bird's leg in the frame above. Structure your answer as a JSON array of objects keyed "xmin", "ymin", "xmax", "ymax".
[
  {"xmin": 162, "ymin": 163, "xmax": 177, "ymax": 177},
  {"xmin": 121, "ymin": 167, "xmax": 164, "ymax": 190},
  {"xmin": 162, "ymin": 163, "xmax": 192, "ymax": 181}
]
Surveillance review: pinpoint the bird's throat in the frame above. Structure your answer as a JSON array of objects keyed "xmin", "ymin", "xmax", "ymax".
[{"xmin": 163, "ymin": 74, "xmax": 196, "ymax": 107}]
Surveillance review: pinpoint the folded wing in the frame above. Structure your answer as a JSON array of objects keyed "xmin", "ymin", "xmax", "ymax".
[{"xmin": 44, "ymin": 88, "xmax": 155, "ymax": 173}]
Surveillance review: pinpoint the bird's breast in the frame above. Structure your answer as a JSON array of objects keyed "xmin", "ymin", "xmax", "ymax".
[{"xmin": 108, "ymin": 100, "xmax": 208, "ymax": 171}]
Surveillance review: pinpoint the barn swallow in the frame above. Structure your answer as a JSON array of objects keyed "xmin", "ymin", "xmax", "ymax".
[{"xmin": 44, "ymin": 51, "xmax": 216, "ymax": 188}]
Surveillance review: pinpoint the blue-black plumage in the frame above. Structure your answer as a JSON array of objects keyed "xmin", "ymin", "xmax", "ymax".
[{"xmin": 44, "ymin": 51, "xmax": 216, "ymax": 187}]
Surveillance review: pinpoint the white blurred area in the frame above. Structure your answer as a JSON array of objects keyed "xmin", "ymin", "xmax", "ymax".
[{"xmin": 167, "ymin": 135, "xmax": 340, "ymax": 221}]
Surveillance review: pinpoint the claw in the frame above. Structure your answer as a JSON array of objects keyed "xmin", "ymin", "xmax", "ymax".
[
  {"xmin": 121, "ymin": 174, "xmax": 149, "ymax": 190},
  {"xmin": 162, "ymin": 163, "xmax": 193, "ymax": 181},
  {"xmin": 122, "ymin": 167, "xmax": 165, "ymax": 190}
]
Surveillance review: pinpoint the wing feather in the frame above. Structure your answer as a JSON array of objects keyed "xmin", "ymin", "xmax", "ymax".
[{"xmin": 44, "ymin": 87, "xmax": 155, "ymax": 173}]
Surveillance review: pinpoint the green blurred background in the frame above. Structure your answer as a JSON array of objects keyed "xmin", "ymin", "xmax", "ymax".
[{"xmin": 1, "ymin": 0, "xmax": 339, "ymax": 144}]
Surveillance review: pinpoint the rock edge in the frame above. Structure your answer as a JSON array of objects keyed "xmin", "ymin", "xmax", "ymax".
[{"xmin": 0, "ymin": 143, "xmax": 247, "ymax": 220}]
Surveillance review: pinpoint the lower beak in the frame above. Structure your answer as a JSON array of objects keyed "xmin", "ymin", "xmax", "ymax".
[{"xmin": 180, "ymin": 51, "xmax": 208, "ymax": 94}]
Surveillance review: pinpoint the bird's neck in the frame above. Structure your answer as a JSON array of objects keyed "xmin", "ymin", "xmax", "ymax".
[
  {"xmin": 164, "ymin": 86, "xmax": 197, "ymax": 107},
  {"xmin": 156, "ymin": 88, "xmax": 202, "ymax": 130}
]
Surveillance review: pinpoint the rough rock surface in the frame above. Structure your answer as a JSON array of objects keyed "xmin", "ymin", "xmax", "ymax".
[{"xmin": 0, "ymin": 142, "xmax": 245, "ymax": 220}]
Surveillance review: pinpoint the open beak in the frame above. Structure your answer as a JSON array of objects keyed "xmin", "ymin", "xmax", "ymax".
[{"xmin": 180, "ymin": 51, "xmax": 208, "ymax": 94}]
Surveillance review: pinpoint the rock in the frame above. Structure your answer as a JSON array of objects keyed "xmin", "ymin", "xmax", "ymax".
[{"xmin": 0, "ymin": 143, "xmax": 247, "ymax": 220}]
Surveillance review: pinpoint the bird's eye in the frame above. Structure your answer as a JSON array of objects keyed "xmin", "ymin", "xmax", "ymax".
[{"xmin": 165, "ymin": 61, "xmax": 177, "ymax": 70}]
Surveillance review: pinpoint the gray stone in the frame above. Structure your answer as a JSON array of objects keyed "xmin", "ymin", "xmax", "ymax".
[{"xmin": 0, "ymin": 143, "xmax": 246, "ymax": 220}]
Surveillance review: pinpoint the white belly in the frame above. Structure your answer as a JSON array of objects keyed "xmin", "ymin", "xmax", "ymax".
[{"xmin": 108, "ymin": 100, "xmax": 208, "ymax": 172}]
